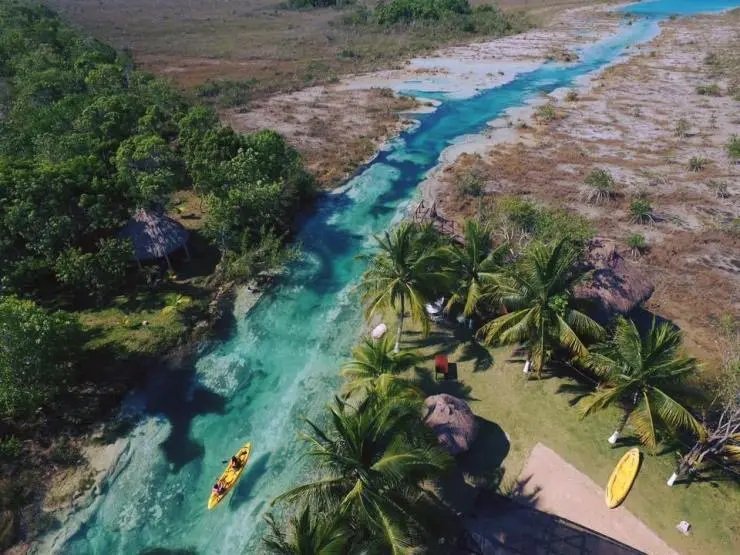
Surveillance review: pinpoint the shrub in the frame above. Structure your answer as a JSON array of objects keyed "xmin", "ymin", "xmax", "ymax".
[
  {"xmin": 456, "ymin": 170, "xmax": 485, "ymax": 198},
  {"xmin": 674, "ymin": 118, "xmax": 690, "ymax": 138},
  {"xmin": 565, "ymin": 89, "xmax": 579, "ymax": 102},
  {"xmin": 375, "ymin": 0, "xmax": 471, "ymax": 24},
  {"xmin": 688, "ymin": 156, "xmax": 709, "ymax": 172},
  {"xmin": 54, "ymin": 239, "xmax": 132, "ymax": 304},
  {"xmin": 706, "ymin": 180, "xmax": 730, "ymax": 199},
  {"xmin": 727, "ymin": 135, "xmax": 740, "ymax": 160},
  {"xmin": 341, "ymin": 5, "xmax": 371, "ymax": 24},
  {"xmin": 49, "ymin": 438, "xmax": 82, "ymax": 466},
  {"xmin": 696, "ymin": 83, "xmax": 722, "ymax": 96},
  {"xmin": 0, "ymin": 297, "xmax": 82, "ymax": 417},
  {"xmin": 629, "ymin": 197, "xmax": 654, "ymax": 225},
  {"xmin": 486, "ymin": 196, "xmax": 593, "ymax": 248},
  {"xmin": 196, "ymin": 79, "xmax": 255, "ymax": 108},
  {"xmin": 626, "ymin": 233, "xmax": 647, "ymax": 258},
  {"xmin": 0, "ymin": 436, "xmax": 22, "ymax": 461},
  {"xmin": 288, "ymin": 0, "xmax": 347, "ymax": 7},
  {"xmin": 535, "ymin": 102, "xmax": 558, "ymax": 122},
  {"xmin": 582, "ymin": 168, "xmax": 617, "ymax": 204}
]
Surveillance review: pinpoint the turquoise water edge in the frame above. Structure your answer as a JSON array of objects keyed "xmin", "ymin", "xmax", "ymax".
[{"xmin": 54, "ymin": 1, "xmax": 739, "ymax": 553}]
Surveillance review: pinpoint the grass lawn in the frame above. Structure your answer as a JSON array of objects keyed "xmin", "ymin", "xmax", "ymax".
[{"xmin": 397, "ymin": 323, "xmax": 740, "ymax": 555}]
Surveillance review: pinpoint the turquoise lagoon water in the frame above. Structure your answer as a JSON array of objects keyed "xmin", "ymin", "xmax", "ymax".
[{"xmin": 57, "ymin": 2, "xmax": 739, "ymax": 554}]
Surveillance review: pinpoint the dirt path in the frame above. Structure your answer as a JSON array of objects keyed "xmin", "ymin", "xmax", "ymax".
[{"xmin": 516, "ymin": 443, "xmax": 678, "ymax": 555}]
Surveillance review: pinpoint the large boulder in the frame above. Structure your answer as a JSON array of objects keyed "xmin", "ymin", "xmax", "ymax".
[{"xmin": 423, "ymin": 394, "xmax": 478, "ymax": 455}]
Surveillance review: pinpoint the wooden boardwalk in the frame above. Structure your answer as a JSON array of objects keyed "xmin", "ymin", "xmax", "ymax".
[{"xmin": 412, "ymin": 200, "xmax": 464, "ymax": 243}]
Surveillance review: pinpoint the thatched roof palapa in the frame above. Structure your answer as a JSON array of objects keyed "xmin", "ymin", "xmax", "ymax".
[
  {"xmin": 118, "ymin": 208, "xmax": 189, "ymax": 262},
  {"xmin": 424, "ymin": 394, "xmax": 479, "ymax": 455},
  {"xmin": 574, "ymin": 237, "xmax": 654, "ymax": 321}
]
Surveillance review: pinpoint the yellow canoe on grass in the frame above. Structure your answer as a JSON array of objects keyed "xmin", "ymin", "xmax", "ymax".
[
  {"xmin": 207, "ymin": 442, "xmax": 251, "ymax": 510},
  {"xmin": 605, "ymin": 448, "xmax": 641, "ymax": 509}
]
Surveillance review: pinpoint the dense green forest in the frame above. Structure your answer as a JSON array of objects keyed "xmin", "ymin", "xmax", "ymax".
[
  {"xmin": 0, "ymin": 0, "xmax": 313, "ymax": 454},
  {"xmin": 0, "ymin": 1, "xmax": 313, "ymax": 306}
]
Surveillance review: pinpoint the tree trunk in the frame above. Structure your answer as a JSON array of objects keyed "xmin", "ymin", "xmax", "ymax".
[
  {"xmin": 522, "ymin": 358, "xmax": 531, "ymax": 374},
  {"xmin": 394, "ymin": 296, "xmax": 405, "ymax": 353},
  {"xmin": 609, "ymin": 407, "xmax": 632, "ymax": 445}
]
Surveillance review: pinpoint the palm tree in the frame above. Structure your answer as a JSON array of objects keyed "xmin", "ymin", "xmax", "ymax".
[
  {"xmin": 581, "ymin": 317, "xmax": 705, "ymax": 449},
  {"xmin": 478, "ymin": 238, "xmax": 604, "ymax": 377},
  {"xmin": 340, "ymin": 336, "xmax": 420, "ymax": 399},
  {"xmin": 440, "ymin": 219, "xmax": 507, "ymax": 326},
  {"xmin": 263, "ymin": 505, "xmax": 349, "ymax": 555},
  {"xmin": 359, "ymin": 222, "xmax": 447, "ymax": 352},
  {"xmin": 273, "ymin": 397, "xmax": 451, "ymax": 554}
]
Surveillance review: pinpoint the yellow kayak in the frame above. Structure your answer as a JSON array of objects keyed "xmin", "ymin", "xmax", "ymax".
[
  {"xmin": 605, "ymin": 448, "xmax": 641, "ymax": 509},
  {"xmin": 207, "ymin": 442, "xmax": 251, "ymax": 510}
]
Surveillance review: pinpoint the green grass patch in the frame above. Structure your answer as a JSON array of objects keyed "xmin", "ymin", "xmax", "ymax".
[
  {"xmin": 398, "ymin": 324, "xmax": 740, "ymax": 555},
  {"xmin": 79, "ymin": 290, "xmax": 205, "ymax": 358}
]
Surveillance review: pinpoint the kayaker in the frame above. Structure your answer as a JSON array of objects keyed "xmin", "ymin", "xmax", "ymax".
[
  {"xmin": 229, "ymin": 456, "xmax": 242, "ymax": 470},
  {"xmin": 212, "ymin": 481, "xmax": 226, "ymax": 496}
]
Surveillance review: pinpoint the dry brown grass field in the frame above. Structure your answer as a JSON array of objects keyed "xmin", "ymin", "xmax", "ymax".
[{"xmin": 45, "ymin": 0, "xmax": 611, "ymax": 96}]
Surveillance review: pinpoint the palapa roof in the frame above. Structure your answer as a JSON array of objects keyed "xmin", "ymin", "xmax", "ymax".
[
  {"xmin": 118, "ymin": 208, "xmax": 189, "ymax": 261},
  {"xmin": 574, "ymin": 237, "xmax": 654, "ymax": 321},
  {"xmin": 423, "ymin": 394, "xmax": 479, "ymax": 455}
]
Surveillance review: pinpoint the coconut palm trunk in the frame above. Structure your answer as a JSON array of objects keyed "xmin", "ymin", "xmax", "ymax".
[
  {"xmin": 608, "ymin": 395, "xmax": 637, "ymax": 444},
  {"xmin": 395, "ymin": 296, "xmax": 405, "ymax": 353}
]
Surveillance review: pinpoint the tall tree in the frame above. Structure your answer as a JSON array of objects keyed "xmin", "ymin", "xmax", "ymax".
[
  {"xmin": 273, "ymin": 397, "xmax": 451, "ymax": 554},
  {"xmin": 263, "ymin": 505, "xmax": 350, "ymax": 555},
  {"xmin": 440, "ymin": 219, "xmax": 507, "ymax": 324},
  {"xmin": 340, "ymin": 336, "xmax": 420, "ymax": 399},
  {"xmin": 581, "ymin": 317, "xmax": 705, "ymax": 449},
  {"xmin": 0, "ymin": 297, "xmax": 82, "ymax": 416},
  {"xmin": 478, "ymin": 238, "xmax": 603, "ymax": 376},
  {"xmin": 359, "ymin": 222, "xmax": 446, "ymax": 352}
]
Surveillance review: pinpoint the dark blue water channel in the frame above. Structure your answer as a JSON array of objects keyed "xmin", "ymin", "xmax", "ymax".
[{"xmin": 53, "ymin": 1, "xmax": 739, "ymax": 553}]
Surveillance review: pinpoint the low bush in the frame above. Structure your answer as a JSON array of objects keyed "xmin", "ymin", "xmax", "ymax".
[
  {"xmin": 696, "ymin": 83, "xmax": 722, "ymax": 96},
  {"xmin": 456, "ymin": 170, "xmax": 485, "ymax": 198},
  {"xmin": 629, "ymin": 197, "xmax": 654, "ymax": 225},
  {"xmin": 582, "ymin": 168, "xmax": 617, "ymax": 204},
  {"xmin": 0, "ymin": 437, "xmax": 22, "ymax": 461},
  {"xmin": 706, "ymin": 180, "xmax": 730, "ymax": 199},
  {"xmin": 565, "ymin": 89, "xmax": 579, "ymax": 102},
  {"xmin": 727, "ymin": 135, "xmax": 740, "ymax": 160},
  {"xmin": 196, "ymin": 79, "xmax": 255, "ymax": 108},
  {"xmin": 535, "ymin": 102, "xmax": 558, "ymax": 123},
  {"xmin": 288, "ymin": 0, "xmax": 349, "ymax": 7},
  {"xmin": 486, "ymin": 196, "xmax": 593, "ymax": 248},
  {"xmin": 674, "ymin": 118, "xmax": 690, "ymax": 138},
  {"xmin": 626, "ymin": 233, "xmax": 647, "ymax": 258},
  {"xmin": 688, "ymin": 156, "xmax": 709, "ymax": 172},
  {"xmin": 373, "ymin": 0, "xmax": 529, "ymax": 35},
  {"xmin": 375, "ymin": 0, "xmax": 471, "ymax": 24}
]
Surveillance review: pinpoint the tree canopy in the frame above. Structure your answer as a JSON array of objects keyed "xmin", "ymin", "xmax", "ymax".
[
  {"xmin": 0, "ymin": 296, "xmax": 82, "ymax": 417},
  {"xmin": 0, "ymin": 1, "xmax": 313, "ymax": 302}
]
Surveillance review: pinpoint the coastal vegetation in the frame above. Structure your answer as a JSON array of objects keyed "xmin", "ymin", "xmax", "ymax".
[
  {"xmin": 582, "ymin": 167, "xmax": 618, "ymax": 204},
  {"xmin": 267, "ymin": 217, "xmax": 739, "ymax": 553},
  {"xmin": 0, "ymin": 1, "xmax": 312, "ymax": 542}
]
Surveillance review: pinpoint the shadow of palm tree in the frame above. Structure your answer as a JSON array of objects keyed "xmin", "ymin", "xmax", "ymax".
[
  {"xmin": 557, "ymin": 382, "xmax": 594, "ymax": 406},
  {"xmin": 458, "ymin": 340, "xmax": 494, "ymax": 373},
  {"xmin": 412, "ymin": 366, "xmax": 475, "ymax": 400}
]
